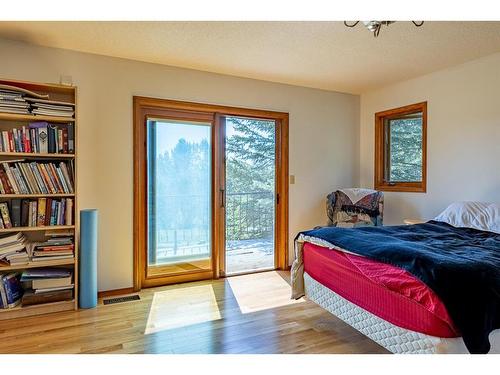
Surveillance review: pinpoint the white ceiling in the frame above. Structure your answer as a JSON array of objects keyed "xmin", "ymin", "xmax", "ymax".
[{"xmin": 1, "ymin": 21, "xmax": 500, "ymax": 94}]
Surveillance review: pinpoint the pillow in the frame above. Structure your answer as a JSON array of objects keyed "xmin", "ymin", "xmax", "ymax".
[{"xmin": 434, "ymin": 201, "xmax": 500, "ymax": 234}]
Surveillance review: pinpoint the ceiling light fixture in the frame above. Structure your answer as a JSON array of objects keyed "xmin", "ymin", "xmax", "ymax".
[{"xmin": 344, "ymin": 21, "xmax": 424, "ymax": 37}]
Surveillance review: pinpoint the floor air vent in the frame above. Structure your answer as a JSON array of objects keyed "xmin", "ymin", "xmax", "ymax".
[{"xmin": 103, "ymin": 295, "xmax": 140, "ymax": 305}]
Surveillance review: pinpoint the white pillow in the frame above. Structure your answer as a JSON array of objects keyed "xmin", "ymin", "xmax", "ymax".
[{"xmin": 434, "ymin": 201, "xmax": 500, "ymax": 234}]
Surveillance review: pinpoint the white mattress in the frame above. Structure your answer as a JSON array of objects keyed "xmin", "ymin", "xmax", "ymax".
[{"xmin": 304, "ymin": 272, "xmax": 500, "ymax": 354}]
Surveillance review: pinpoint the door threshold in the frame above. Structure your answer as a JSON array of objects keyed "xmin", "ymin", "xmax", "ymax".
[{"xmin": 224, "ymin": 267, "xmax": 276, "ymax": 278}]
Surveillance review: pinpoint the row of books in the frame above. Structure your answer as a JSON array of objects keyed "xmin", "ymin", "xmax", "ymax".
[
  {"xmin": 0, "ymin": 198, "xmax": 74, "ymax": 229},
  {"xmin": 0, "ymin": 87, "xmax": 75, "ymax": 118},
  {"xmin": 0, "ymin": 269, "xmax": 74, "ymax": 309},
  {"xmin": 0, "ymin": 122, "xmax": 74, "ymax": 154},
  {"xmin": 30, "ymin": 236, "xmax": 74, "ymax": 263},
  {"xmin": 0, "ymin": 232, "xmax": 75, "ymax": 267},
  {"xmin": 0, "ymin": 160, "xmax": 74, "ymax": 195}
]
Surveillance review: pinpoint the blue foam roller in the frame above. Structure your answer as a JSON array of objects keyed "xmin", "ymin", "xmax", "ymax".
[{"xmin": 79, "ymin": 209, "xmax": 98, "ymax": 309}]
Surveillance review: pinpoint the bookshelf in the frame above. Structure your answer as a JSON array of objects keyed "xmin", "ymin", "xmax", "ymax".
[{"xmin": 0, "ymin": 78, "xmax": 78, "ymax": 320}]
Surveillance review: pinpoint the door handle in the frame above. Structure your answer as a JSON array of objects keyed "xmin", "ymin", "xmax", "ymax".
[{"xmin": 220, "ymin": 189, "xmax": 225, "ymax": 208}]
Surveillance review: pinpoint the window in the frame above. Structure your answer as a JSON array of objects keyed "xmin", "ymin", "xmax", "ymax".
[{"xmin": 374, "ymin": 102, "xmax": 427, "ymax": 192}]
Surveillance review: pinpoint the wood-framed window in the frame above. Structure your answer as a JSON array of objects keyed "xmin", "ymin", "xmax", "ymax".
[{"xmin": 374, "ymin": 102, "xmax": 427, "ymax": 193}]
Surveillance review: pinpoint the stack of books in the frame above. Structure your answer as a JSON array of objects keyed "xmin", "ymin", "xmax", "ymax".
[
  {"xmin": 0, "ymin": 88, "xmax": 30, "ymax": 115},
  {"xmin": 0, "ymin": 122, "xmax": 74, "ymax": 154},
  {"xmin": 29, "ymin": 236, "xmax": 74, "ymax": 262},
  {"xmin": 27, "ymin": 98, "xmax": 75, "ymax": 119},
  {"xmin": 0, "ymin": 233, "xmax": 28, "ymax": 266},
  {"xmin": 0, "ymin": 198, "xmax": 73, "ymax": 228},
  {"xmin": 0, "ymin": 160, "xmax": 74, "ymax": 194},
  {"xmin": 20, "ymin": 268, "xmax": 73, "ymax": 306},
  {"xmin": 0, "ymin": 272, "xmax": 23, "ymax": 309}
]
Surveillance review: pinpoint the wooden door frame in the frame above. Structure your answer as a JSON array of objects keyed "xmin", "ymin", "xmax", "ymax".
[{"xmin": 133, "ymin": 96, "xmax": 289, "ymax": 290}]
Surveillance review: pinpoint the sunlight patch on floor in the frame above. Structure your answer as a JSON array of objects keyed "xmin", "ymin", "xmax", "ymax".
[
  {"xmin": 145, "ymin": 284, "xmax": 221, "ymax": 334},
  {"xmin": 227, "ymin": 271, "xmax": 304, "ymax": 314}
]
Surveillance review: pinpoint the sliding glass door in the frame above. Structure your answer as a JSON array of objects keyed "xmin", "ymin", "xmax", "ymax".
[
  {"xmin": 223, "ymin": 116, "xmax": 276, "ymax": 275},
  {"xmin": 134, "ymin": 97, "xmax": 288, "ymax": 289},
  {"xmin": 146, "ymin": 118, "xmax": 213, "ymax": 281}
]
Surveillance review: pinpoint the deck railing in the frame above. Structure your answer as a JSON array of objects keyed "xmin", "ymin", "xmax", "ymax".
[{"xmin": 149, "ymin": 191, "xmax": 274, "ymax": 262}]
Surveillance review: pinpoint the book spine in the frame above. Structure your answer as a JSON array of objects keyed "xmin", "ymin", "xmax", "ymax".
[
  {"xmin": 30, "ymin": 200, "xmax": 38, "ymax": 227},
  {"xmin": 21, "ymin": 199, "xmax": 29, "ymax": 227},
  {"xmin": 45, "ymin": 198, "xmax": 52, "ymax": 226},
  {"xmin": 47, "ymin": 125, "xmax": 55, "ymax": 154},
  {"xmin": 58, "ymin": 129, "xmax": 63, "ymax": 153},
  {"xmin": 65, "ymin": 198, "xmax": 73, "ymax": 225},
  {"xmin": 8, "ymin": 132, "xmax": 14, "ymax": 152},
  {"xmin": 50, "ymin": 200, "xmax": 56, "ymax": 225},
  {"xmin": 37, "ymin": 198, "xmax": 46, "ymax": 226},
  {"xmin": 67, "ymin": 124, "xmax": 74, "ymax": 154},
  {"xmin": 38, "ymin": 126, "xmax": 48, "ymax": 154},
  {"xmin": 0, "ymin": 278, "xmax": 8, "ymax": 309},
  {"xmin": 11, "ymin": 199, "xmax": 21, "ymax": 227},
  {"xmin": 0, "ymin": 202, "xmax": 12, "ymax": 228},
  {"xmin": 62, "ymin": 128, "xmax": 68, "ymax": 154}
]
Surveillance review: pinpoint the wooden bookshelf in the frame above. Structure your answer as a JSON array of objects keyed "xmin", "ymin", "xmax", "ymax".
[
  {"xmin": 0, "ymin": 151, "xmax": 75, "ymax": 159},
  {"xmin": 0, "ymin": 258, "xmax": 75, "ymax": 271},
  {"xmin": 0, "ymin": 112, "xmax": 75, "ymax": 123},
  {"xmin": 0, "ymin": 78, "xmax": 78, "ymax": 320},
  {"xmin": 0, "ymin": 193, "xmax": 75, "ymax": 198},
  {"xmin": 0, "ymin": 299, "xmax": 75, "ymax": 320}
]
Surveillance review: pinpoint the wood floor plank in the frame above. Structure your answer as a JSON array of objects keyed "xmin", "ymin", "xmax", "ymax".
[{"xmin": 0, "ymin": 271, "xmax": 388, "ymax": 354}]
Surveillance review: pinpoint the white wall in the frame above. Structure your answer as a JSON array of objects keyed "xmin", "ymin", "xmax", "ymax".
[
  {"xmin": 360, "ymin": 53, "xmax": 500, "ymax": 224},
  {"xmin": 0, "ymin": 38, "xmax": 360, "ymax": 291}
]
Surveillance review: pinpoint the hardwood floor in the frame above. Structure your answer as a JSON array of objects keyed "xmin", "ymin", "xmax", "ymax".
[{"xmin": 0, "ymin": 271, "xmax": 388, "ymax": 354}]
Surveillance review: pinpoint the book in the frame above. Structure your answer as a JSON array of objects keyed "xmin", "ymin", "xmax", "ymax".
[
  {"xmin": 37, "ymin": 198, "xmax": 46, "ymax": 226},
  {"xmin": 21, "ymin": 288, "xmax": 72, "ymax": 306},
  {"xmin": 21, "ymin": 268, "xmax": 72, "ymax": 280},
  {"xmin": 24, "ymin": 97, "xmax": 74, "ymax": 107},
  {"xmin": 32, "ymin": 275, "xmax": 72, "ymax": 289},
  {"xmin": 0, "ymin": 84, "xmax": 49, "ymax": 99},
  {"xmin": 34, "ymin": 284, "xmax": 74, "ymax": 294},
  {"xmin": 67, "ymin": 124, "xmax": 74, "ymax": 153},
  {"xmin": 21, "ymin": 199, "xmax": 29, "ymax": 226},
  {"xmin": 0, "ymin": 202, "xmax": 12, "ymax": 228},
  {"xmin": 10, "ymin": 199, "xmax": 21, "ymax": 227},
  {"xmin": 0, "ymin": 273, "xmax": 23, "ymax": 308}
]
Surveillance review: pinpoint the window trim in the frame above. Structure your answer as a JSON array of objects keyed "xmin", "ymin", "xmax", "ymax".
[{"xmin": 374, "ymin": 102, "xmax": 427, "ymax": 193}]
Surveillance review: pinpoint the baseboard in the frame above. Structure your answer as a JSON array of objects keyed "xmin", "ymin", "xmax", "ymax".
[{"xmin": 98, "ymin": 287, "xmax": 135, "ymax": 298}]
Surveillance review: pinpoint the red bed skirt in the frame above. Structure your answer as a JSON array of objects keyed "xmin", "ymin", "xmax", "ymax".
[{"xmin": 303, "ymin": 241, "xmax": 459, "ymax": 338}]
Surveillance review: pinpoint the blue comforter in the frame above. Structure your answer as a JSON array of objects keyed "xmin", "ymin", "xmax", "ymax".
[{"xmin": 298, "ymin": 221, "xmax": 500, "ymax": 354}]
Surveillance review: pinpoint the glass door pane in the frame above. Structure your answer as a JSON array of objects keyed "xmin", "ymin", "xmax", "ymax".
[
  {"xmin": 224, "ymin": 116, "xmax": 276, "ymax": 274},
  {"xmin": 147, "ymin": 118, "xmax": 212, "ymax": 276}
]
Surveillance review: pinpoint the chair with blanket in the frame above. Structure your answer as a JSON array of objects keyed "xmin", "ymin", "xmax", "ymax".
[{"xmin": 326, "ymin": 188, "xmax": 384, "ymax": 227}]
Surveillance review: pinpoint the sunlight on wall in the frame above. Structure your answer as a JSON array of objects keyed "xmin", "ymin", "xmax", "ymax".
[
  {"xmin": 227, "ymin": 271, "xmax": 304, "ymax": 314},
  {"xmin": 145, "ymin": 284, "xmax": 221, "ymax": 334}
]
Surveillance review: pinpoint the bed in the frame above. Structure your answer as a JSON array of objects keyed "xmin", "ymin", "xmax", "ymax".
[{"xmin": 291, "ymin": 202, "xmax": 500, "ymax": 354}]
